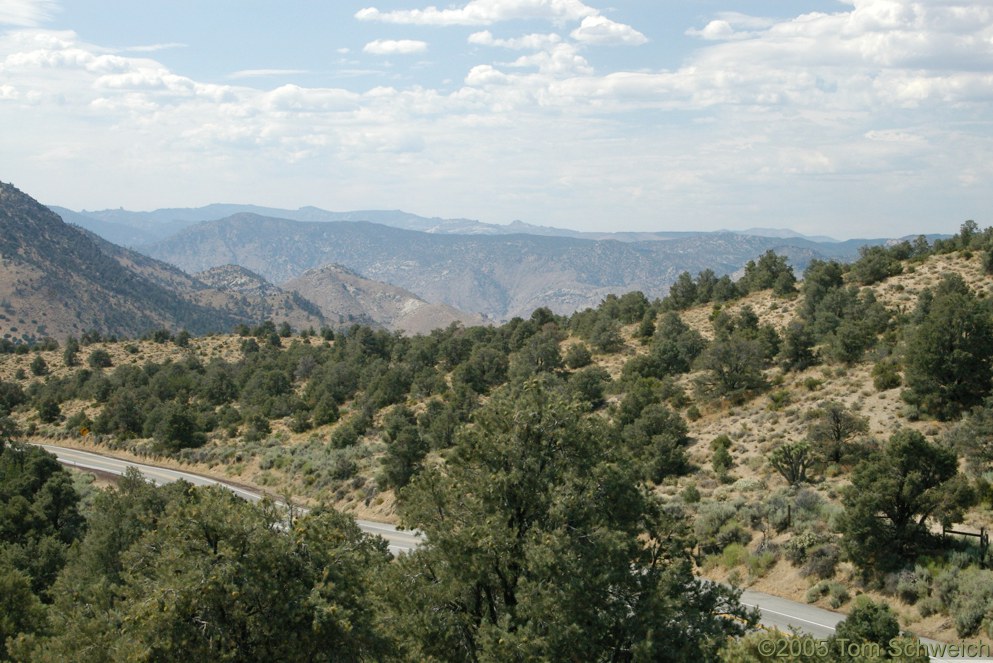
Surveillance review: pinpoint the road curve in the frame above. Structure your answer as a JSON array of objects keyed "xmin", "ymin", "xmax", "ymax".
[
  {"xmin": 38, "ymin": 443, "xmax": 421, "ymax": 555},
  {"xmin": 37, "ymin": 443, "xmax": 992, "ymax": 660}
]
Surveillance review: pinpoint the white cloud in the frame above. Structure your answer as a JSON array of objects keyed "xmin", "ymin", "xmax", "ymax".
[
  {"xmin": 363, "ymin": 39, "xmax": 428, "ymax": 55},
  {"xmin": 263, "ymin": 84, "xmax": 358, "ymax": 112},
  {"xmin": 121, "ymin": 42, "xmax": 187, "ymax": 53},
  {"xmin": 229, "ymin": 69, "xmax": 309, "ymax": 80},
  {"xmin": 468, "ymin": 30, "xmax": 561, "ymax": 50},
  {"xmin": 570, "ymin": 15, "xmax": 647, "ymax": 46},
  {"xmin": 0, "ymin": 0, "xmax": 58, "ymax": 27},
  {"xmin": 686, "ymin": 12, "xmax": 777, "ymax": 41},
  {"xmin": 686, "ymin": 20, "xmax": 743, "ymax": 41},
  {"xmin": 355, "ymin": 0, "xmax": 597, "ymax": 26},
  {"xmin": 508, "ymin": 42, "xmax": 591, "ymax": 76},
  {"xmin": 3, "ymin": 2, "xmax": 993, "ymax": 236}
]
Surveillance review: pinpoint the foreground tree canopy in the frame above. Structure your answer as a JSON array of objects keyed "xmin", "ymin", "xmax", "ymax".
[
  {"xmin": 839, "ymin": 429, "xmax": 975, "ymax": 576},
  {"xmin": 380, "ymin": 377, "xmax": 755, "ymax": 662},
  {"xmin": 2, "ymin": 382, "xmax": 755, "ymax": 662}
]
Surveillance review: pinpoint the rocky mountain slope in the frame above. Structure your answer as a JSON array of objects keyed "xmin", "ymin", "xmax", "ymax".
[
  {"xmin": 0, "ymin": 182, "xmax": 323, "ymax": 341},
  {"xmin": 191, "ymin": 265, "xmax": 326, "ymax": 332},
  {"xmin": 284, "ymin": 264, "xmax": 487, "ymax": 334}
]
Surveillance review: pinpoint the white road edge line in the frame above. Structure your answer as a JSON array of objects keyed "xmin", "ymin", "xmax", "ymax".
[{"xmin": 740, "ymin": 602, "xmax": 839, "ymax": 631}]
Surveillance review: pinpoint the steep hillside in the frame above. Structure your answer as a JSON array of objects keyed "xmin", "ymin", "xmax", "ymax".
[
  {"xmin": 0, "ymin": 182, "xmax": 246, "ymax": 341},
  {"xmin": 141, "ymin": 213, "xmax": 854, "ymax": 320},
  {"xmin": 0, "ymin": 183, "xmax": 328, "ymax": 342},
  {"xmin": 192, "ymin": 265, "xmax": 326, "ymax": 331},
  {"xmin": 284, "ymin": 264, "xmax": 487, "ymax": 334},
  {"xmin": 82, "ymin": 232, "xmax": 326, "ymax": 332}
]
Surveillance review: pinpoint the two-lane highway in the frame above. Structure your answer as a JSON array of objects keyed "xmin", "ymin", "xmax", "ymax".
[
  {"xmin": 40, "ymin": 444, "xmax": 420, "ymax": 555},
  {"xmin": 38, "ymin": 443, "xmax": 993, "ymax": 660}
]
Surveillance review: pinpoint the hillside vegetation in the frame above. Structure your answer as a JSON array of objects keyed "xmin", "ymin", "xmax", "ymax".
[{"xmin": 3, "ymin": 222, "xmax": 993, "ymax": 659}]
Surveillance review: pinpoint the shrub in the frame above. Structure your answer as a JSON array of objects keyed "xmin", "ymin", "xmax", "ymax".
[
  {"xmin": 805, "ymin": 581, "xmax": 829, "ymax": 604},
  {"xmin": 767, "ymin": 388, "xmax": 791, "ymax": 411},
  {"xmin": 563, "ymin": 343, "xmax": 592, "ymax": 369},
  {"xmin": 801, "ymin": 544, "xmax": 839, "ymax": 580},
  {"xmin": 29, "ymin": 355, "xmax": 47, "ymax": 376},
  {"xmin": 36, "ymin": 398, "xmax": 60, "ymax": 424},
  {"xmin": 87, "ymin": 348, "xmax": 112, "ymax": 368},
  {"xmin": 784, "ymin": 531, "xmax": 822, "ymax": 566},
  {"xmin": 934, "ymin": 566, "xmax": 960, "ymax": 607},
  {"xmin": 834, "ymin": 597, "xmax": 900, "ymax": 650},
  {"xmin": 894, "ymin": 566, "xmax": 931, "ymax": 605},
  {"xmin": 948, "ymin": 568, "xmax": 993, "ymax": 637},
  {"xmin": 695, "ymin": 502, "xmax": 751, "ymax": 554},
  {"xmin": 680, "ymin": 483, "xmax": 701, "ymax": 503},
  {"xmin": 747, "ymin": 550, "xmax": 778, "ymax": 580},
  {"xmin": 872, "ymin": 359, "xmax": 902, "ymax": 391},
  {"xmin": 721, "ymin": 543, "xmax": 749, "ymax": 569},
  {"xmin": 828, "ymin": 582, "xmax": 850, "ymax": 608},
  {"xmin": 918, "ymin": 596, "xmax": 942, "ymax": 618}
]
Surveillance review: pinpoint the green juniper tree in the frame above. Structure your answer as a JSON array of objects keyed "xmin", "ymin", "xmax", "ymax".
[{"xmin": 379, "ymin": 377, "xmax": 754, "ymax": 662}]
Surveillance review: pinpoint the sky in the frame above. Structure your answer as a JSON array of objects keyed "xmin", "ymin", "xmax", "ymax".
[{"xmin": 1, "ymin": 0, "xmax": 991, "ymax": 238}]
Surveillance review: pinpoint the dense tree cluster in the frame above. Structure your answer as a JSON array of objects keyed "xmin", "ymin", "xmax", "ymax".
[{"xmin": 2, "ymin": 388, "xmax": 755, "ymax": 662}]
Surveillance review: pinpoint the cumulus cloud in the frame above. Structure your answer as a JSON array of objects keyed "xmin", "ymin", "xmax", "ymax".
[
  {"xmin": 229, "ymin": 69, "xmax": 309, "ymax": 80},
  {"xmin": 263, "ymin": 84, "xmax": 359, "ymax": 112},
  {"xmin": 355, "ymin": 0, "xmax": 597, "ymax": 26},
  {"xmin": 685, "ymin": 12, "xmax": 777, "ymax": 41},
  {"xmin": 468, "ymin": 30, "xmax": 561, "ymax": 50},
  {"xmin": 570, "ymin": 15, "xmax": 647, "ymax": 46},
  {"xmin": 3, "ymin": 2, "xmax": 993, "ymax": 235},
  {"xmin": 0, "ymin": 0, "xmax": 58, "ymax": 27},
  {"xmin": 685, "ymin": 20, "xmax": 742, "ymax": 41},
  {"xmin": 363, "ymin": 39, "xmax": 428, "ymax": 55}
]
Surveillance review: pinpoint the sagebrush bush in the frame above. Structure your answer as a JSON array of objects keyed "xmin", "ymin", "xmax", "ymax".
[
  {"xmin": 805, "ymin": 581, "xmax": 829, "ymax": 604},
  {"xmin": 828, "ymin": 582, "xmax": 849, "ymax": 608},
  {"xmin": 694, "ymin": 501, "xmax": 751, "ymax": 554},
  {"xmin": 949, "ymin": 568, "xmax": 993, "ymax": 637},
  {"xmin": 747, "ymin": 550, "xmax": 778, "ymax": 580},
  {"xmin": 801, "ymin": 544, "xmax": 839, "ymax": 580},
  {"xmin": 893, "ymin": 566, "xmax": 931, "ymax": 605},
  {"xmin": 721, "ymin": 543, "xmax": 749, "ymax": 569},
  {"xmin": 783, "ymin": 530, "xmax": 822, "ymax": 566}
]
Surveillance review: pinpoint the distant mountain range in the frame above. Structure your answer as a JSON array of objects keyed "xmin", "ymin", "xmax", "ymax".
[
  {"xmin": 137, "ymin": 212, "xmax": 895, "ymax": 321},
  {"xmin": 50, "ymin": 203, "xmax": 850, "ymax": 247},
  {"xmin": 0, "ymin": 183, "xmax": 489, "ymax": 340},
  {"xmin": 0, "ymin": 185, "xmax": 949, "ymax": 340}
]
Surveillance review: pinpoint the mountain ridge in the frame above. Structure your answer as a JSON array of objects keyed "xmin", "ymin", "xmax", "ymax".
[
  {"xmin": 139, "ymin": 212, "xmax": 885, "ymax": 321},
  {"xmin": 51, "ymin": 202, "xmax": 879, "ymax": 247}
]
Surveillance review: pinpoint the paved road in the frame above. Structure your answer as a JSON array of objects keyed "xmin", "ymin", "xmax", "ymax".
[
  {"xmin": 39, "ymin": 443, "xmax": 993, "ymax": 660},
  {"xmin": 40, "ymin": 444, "xmax": 420, "ymax": 555},
  {"xmin": 740, "ymin": 588, "xmax": 844, "ymax": 640}
]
